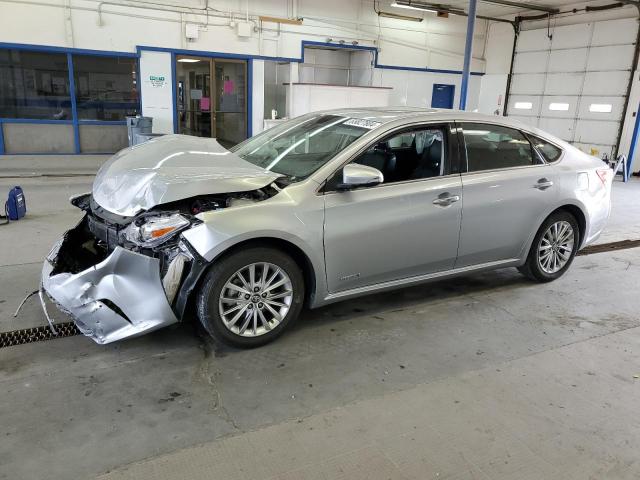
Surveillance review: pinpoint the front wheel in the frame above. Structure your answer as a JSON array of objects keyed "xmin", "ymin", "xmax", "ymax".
[
  {"xmin": 196, "ymin": 246, "xmax": 305, "ymax": 348},
  {"xmin": 518, "ymin": 211, "xmax": 579, "ymax": 282}
]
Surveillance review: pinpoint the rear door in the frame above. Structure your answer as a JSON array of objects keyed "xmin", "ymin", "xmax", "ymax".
[
  {"xmin": 323, "ymin": 123, "xmax": 463, "ymax": 293},
  {"xmin": 456, "ymin": 122, "xmax": 558, "ymax": 268}
]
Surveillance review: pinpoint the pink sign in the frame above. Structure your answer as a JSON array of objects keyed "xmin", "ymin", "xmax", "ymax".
[
  {"xmin": 223, "ymin": 79, "xmax": 235, "ymax": 94},
  {"xmin": 200, "ymin": 97, "xmax": 210, "ymax": 111}
]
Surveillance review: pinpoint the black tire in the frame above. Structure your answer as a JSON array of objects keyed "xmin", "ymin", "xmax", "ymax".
[
  {"xmin": 196, "ymin": 246, "xmax": 305, "ymax": 348},
  {"xmin": 518, "ymin": 210, "xmax": 580, "ymax": 283}
]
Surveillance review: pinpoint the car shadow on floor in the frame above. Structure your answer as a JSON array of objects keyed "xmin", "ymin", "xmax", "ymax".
[
  {"xmin": 198, "ymin": 266, "xmax": 534, "ymax": 358},
  {"xmin": 5, "ymin": 266, "xmax": 532, "ymax": 364}
]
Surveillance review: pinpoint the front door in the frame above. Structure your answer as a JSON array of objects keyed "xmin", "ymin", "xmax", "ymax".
[
  {"xmin": 323, "ymin": 124, "xmax": 463, "ymax": 293},
  {"xmin": 455, "ymin": 122, "xmax": 558, "ymax": 267}
]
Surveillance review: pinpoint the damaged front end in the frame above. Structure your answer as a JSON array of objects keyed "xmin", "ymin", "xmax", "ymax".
[
  {"xmin": 41, "ymin": 193, "xmax": 231, "ymax": 344},
  {"xmin": 42, "ymin": 185, "xmax": 277, "ymax": 344},
  {"xmin": 40, "ymin": 134, "xmax": 285, "ymax": 344},
  {"xmin": 42, "ymin": 218, "xmax": 180, "ymax": 344}
]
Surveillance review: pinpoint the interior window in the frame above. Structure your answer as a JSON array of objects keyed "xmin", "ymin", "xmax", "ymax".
[
  {"xmin": 462, "ymin": 123, "xmax": 542, "ymax": 172},
  {"xmin": 527, "ymin": 134, "xmax": 563, "ymax": 163},
  {"xmin": 351, "ymin": 127, "xmax": 446, "ymax": 184}
]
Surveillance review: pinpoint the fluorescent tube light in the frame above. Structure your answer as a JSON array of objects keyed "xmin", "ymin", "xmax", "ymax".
[
  {"xmin": 391, "ymin": 1, "xmax": 438, "ymax": 13},
  {"xmin": 514, "ymin": 102, "xmax": 533, "ymax": 110},
  {"xmin": 178, "ymin": 58, "xmax": 201, "ymax": 63},
  {"xmin": 589, "ymin": 103, "xmax": 612, "ymax": 113},
  {"xmin": 549, "ymin": 102, "xmax": 569, "ymax": 111},
  {"xmin": 378, "ymin": 11, "xmax": 424, "ymax": 21}
]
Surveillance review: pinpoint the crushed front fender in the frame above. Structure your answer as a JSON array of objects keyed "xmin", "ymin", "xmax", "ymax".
[{"xmin": 42, "ymin": 239, "xmax": 178, "ymax": 344}]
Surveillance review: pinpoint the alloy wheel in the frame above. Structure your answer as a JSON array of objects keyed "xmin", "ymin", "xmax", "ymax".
[
  {"xmin": 218, "ymin": 262, "xmax": 293, "ymax": 337},
  {"xmin": 537, "ymin": 220, "xmax": 575, "ymax": 274}
]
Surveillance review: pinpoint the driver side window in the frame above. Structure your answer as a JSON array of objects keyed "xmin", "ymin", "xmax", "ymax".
[{"xmin": 347, "ymin": 126, "xmax": 447, "ymax": 186}]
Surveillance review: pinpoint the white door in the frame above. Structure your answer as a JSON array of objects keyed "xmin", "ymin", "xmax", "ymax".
[{"xmin": 506, "ymin": 18, "xmax": 636, "ymax": 159}]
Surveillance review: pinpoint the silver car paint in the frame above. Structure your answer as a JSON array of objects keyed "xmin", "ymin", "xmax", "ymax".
[
  {"xmin": 455, "ymin": 164, "xmax": 560, "ymax": 268},
  {"xmin": 183, "ymin": 110, "xmax": 610, "ymax": 306},
  {"xmin": 42, "ymin": 108, "xmax": 612, "ymax": 343},
  {"xmin": 93, "ymin": 134, "xmax": 280, "ymax": 216},
  {"xmin": 324, "ymin": 175, "xmax": 463, "ymax": 291}
]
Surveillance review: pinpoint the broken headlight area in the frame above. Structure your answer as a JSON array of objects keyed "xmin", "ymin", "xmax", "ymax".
[{"xmin": 123, "ymin": 213, "xmax": 191, "ymax": 248}]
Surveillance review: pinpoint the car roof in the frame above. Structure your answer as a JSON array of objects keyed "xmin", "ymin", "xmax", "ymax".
[
  {"xmin": 313, "ymin": 107, "xmax": 571, "ymax": 149},
  {"xmin": 313, "ymin": 107, "xmax": 508, "ymax": 124}
]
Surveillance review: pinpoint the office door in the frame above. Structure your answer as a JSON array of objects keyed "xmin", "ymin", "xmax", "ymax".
[{"xmin": 432, "ymin": 84, "xmax": 455, "ymax": 109}]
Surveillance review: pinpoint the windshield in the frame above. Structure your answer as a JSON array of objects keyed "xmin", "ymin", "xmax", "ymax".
[{"xmin": 231, "ymin": 115, "xmax": 379, "ymax": 181}]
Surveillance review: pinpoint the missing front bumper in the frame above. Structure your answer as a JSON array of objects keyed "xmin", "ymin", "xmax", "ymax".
[{"xmin": 41, "ymin": 235, "xmax": 179, "ymax": 344}]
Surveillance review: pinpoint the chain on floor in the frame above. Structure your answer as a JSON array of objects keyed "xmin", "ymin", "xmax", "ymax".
[{"xmin": 0, "ymin": 322, "xmax": 80, "ymax": 349}]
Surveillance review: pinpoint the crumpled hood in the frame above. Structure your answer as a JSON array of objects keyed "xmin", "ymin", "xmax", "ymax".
[{"xmin": 92, "ymin": 134, "xmax": 280, "ymax": 217}]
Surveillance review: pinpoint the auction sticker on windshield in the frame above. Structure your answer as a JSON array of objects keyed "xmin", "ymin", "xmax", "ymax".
[{"xmin": 343, "ymin": 118, "xmax": 382, "ymax": 129}]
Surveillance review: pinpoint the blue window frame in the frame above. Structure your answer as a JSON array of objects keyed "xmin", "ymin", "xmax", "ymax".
[
  {"xmin": 0, "ymin": 43, "xmax": 140, "ymax": 154},
  {"xmin": 0, "ymin": 49, "xmax": 72, "ymax": 120}
]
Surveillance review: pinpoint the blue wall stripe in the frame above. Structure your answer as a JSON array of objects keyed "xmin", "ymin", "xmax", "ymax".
[
  {"xmin": 137, "ymin": 42, "xmax": 485, "ymax": 76},
  {"xmin": 78, "ymin": 120, "xmax": 127, "ymax": 125},
  {"xmin": 0, "ymin": 42, "xmax": 137, "ymax": 57},
  {"xmin": 0, "ymin": 118, "xmax": 73, "ymax": 124}
]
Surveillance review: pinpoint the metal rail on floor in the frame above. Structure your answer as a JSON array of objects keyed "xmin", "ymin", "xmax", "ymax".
[{"xmin": 0, "ymin": 322, "xmax": 80, "ymax": 349}]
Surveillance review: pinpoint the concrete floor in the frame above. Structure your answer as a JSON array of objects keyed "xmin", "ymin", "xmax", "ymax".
[{"xmin": 1, "ymin": 156, "xmax": 640, "ymax": 479}]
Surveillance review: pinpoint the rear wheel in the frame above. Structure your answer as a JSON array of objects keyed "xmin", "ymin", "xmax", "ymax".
[
  {"xmin": 196, "ymin": 247, "xmax": 304, "ymax": 348},
  {"xmin": 518, "ymin": 211, "xmax": 579, "ymax": 282}
]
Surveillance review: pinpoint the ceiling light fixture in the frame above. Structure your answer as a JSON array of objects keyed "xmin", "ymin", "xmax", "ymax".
[
  {"xmin": 177, "ymin": 58, "xmax": 201, "ymax": 63},
  {"xmin": 391, "ymin": 1, "xmax": 438, "ymax": 13},
  {"xmin": 377, "ymin": 10, "xmax": 424, "ymax": 21}
]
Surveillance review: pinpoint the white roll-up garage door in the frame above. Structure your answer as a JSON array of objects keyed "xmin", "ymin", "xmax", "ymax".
[{"xmin": 506, "ymin": 18, "xmax": 637, "ymax": 159}]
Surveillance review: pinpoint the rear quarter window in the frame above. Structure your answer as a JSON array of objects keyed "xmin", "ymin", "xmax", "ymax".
[{"xmin": 527, "ymin": 134, "xmax": 563, "ymax": 163}]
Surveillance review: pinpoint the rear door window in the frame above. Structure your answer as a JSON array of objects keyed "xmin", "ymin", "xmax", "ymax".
[{"xmin": 461, "ymin": 123, "xmax": 542, "ymax": 172}]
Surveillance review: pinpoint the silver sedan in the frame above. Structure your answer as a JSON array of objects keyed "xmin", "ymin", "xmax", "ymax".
[{"xmin": 42, "ymin": 108, "xmax": 613, "ymax": 347}]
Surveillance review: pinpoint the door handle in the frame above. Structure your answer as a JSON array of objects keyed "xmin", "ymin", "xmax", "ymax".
[
  {"xmin": 534, "ymin": 178, "xmax": 554, "ymax": 190},
  {"xmin": 433, "ymin": 194, "xmax": 460, "ymax": 206}
]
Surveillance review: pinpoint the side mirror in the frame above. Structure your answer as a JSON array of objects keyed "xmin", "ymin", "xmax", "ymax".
[{"xmin": 337, "ymin": 164, "xmax": 384, "ymax": 190}]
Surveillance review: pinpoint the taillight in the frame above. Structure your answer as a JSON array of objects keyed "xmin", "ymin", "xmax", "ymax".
[{"xmin": 596, "ymin": 168, "xmax": 612, "ymax": 186}]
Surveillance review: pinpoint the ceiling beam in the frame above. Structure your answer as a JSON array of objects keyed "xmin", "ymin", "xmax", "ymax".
[{"xmin": 479, "ymin": 0, "xmax": 559, "ymax": 13}]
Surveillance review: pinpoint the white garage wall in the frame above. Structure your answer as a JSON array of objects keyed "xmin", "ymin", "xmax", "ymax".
[
  {"xmin": 506, "ymin": 17, "xmax": 637, "ymax": 158},
  {"xmin": 481, "ymin": 4, "xmax": 640, "ymax": 167},
  {"xmin": 373, "ymin": 68, "xmax": 481, "ymax": 111},
  {"xmin": 476, "ymin": 22, "xmax": 513, "ymax": 116},
  {"xmin": 1, "ymin": 0, "xmax": 490, "ymax": 136},
  {"xmin": 0, "ymin": 0, "xmax": 487, "ymax": 73}
]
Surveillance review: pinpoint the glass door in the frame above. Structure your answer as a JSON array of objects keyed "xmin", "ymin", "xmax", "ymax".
[
  {"xmin": 212, "ymin": 59, "xmax": 247, "ymax": 148},
  {"xmin": 176, "ymin": 55, "xmax": 212, "ymax": 137},
  {"xmin": 176, "ymin": 56, "xmax": 247, "ymax": 146}
]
